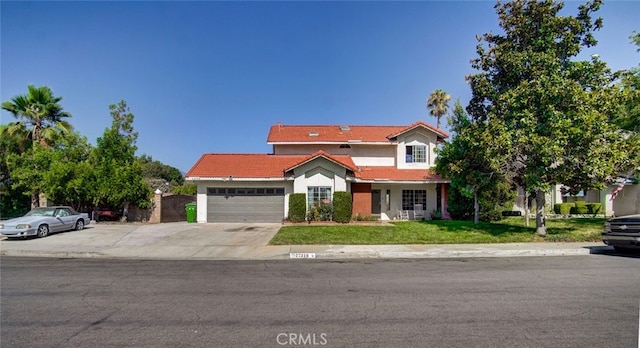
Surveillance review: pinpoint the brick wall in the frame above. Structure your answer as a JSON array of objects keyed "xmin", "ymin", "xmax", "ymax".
[{"xmin": 351, "ymin": 183, "xmax": 372, "ymax": 217}]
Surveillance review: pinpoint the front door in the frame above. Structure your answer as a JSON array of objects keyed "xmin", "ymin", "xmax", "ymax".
[{"xmin": 371, "ymin": 189, "xmax": 381, "ymax": 215}]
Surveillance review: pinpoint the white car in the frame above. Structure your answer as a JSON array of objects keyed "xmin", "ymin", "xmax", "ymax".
[{"xmin": 0, "ymin": 206, "xmax": 90, "ymax": 238}]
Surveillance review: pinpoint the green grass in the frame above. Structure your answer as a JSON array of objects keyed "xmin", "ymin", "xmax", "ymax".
[{"xmin": 269, "ymin": 218, "xmax": 606, "ymax": 245}]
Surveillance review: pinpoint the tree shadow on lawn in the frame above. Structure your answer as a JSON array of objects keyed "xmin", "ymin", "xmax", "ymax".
[
  {"xmin": 413, "ymin": 220, "xmax": 534, "ymax": 237},
  {"xmin": 417, "ymin": 218, "xmax": 604, "ymax": 238}
]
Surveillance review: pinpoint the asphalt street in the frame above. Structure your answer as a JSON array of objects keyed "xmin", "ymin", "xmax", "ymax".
[{"xmin": 1, "ymin": 255, "xmax": 639, "ymax": 348}]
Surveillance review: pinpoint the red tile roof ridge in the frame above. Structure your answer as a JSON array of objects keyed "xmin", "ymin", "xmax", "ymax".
[
  {"xmin": 387, "ymin": 120, "xmax": 449, "ymax": 139},
  {"xmin": 284, "ymin": 150, "xmax": 358, "ymax": 172}
]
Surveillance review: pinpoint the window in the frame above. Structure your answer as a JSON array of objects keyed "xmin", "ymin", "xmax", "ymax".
[
  {"xmin": 405, "ymin": 145, "xmax": 426, "ymax": 163},
  {"xmin": 207, "ymin": 188, "xmax": 284, "ymax": 196},
  {"xmin": 308, "ymin": 187, "xmax": 332, "ymax": 207},
  {"xmin": 402, "ymin": 190, "xmax": 426, "ymax": 210}
]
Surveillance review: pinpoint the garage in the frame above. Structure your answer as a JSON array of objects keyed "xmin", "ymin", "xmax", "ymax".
[{"xmin": 206, "ymin": 187, "xmax": 285, "ymax": 222}]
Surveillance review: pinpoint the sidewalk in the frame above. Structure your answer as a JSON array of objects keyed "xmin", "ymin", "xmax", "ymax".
[{"xmin": 0, "ymin": 222, "xmax": 612, "ymax": 260}]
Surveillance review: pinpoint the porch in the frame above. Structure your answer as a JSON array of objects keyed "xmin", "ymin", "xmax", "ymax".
[{"xmin": 351, "ymin": 183, "xmax": 450, "ymax": 220}]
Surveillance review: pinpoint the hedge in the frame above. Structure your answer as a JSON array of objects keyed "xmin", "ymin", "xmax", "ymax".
[
  {"xmin": 571, "ymin": 201, "xmax": 589, "ymax": 214},
  {"xmin": 332, "ymin": 191, "xmax": 352, "ymax": 223},
  {"xmin": 288, "ymin": 193, "xmax": 307, "ymax": 223},
  {"xmin": 554, "ymin": 203, "xmax": 573, "ymax": 215},
  {"xmin": 586, "ymin": 203, "xmax": 602, "ymax": 214}
]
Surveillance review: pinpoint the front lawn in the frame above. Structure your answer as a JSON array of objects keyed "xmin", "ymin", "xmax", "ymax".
[{"xmin": 269, "ymin": 218, "xmax": 606, "ymax": 245}]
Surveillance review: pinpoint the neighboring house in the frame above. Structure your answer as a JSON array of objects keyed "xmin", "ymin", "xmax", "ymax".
[
  {"xmin": 512, "ymin": 178, "xmax": 640, "ymax": 217},
  {"xmin": 185, "ymin": 121, "xmax": 450, "ymax": 223}
]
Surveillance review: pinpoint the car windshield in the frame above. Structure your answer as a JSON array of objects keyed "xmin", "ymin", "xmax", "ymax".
[{"xmin": 25, "ymin": 208, "xmax": 56, "ymax": 217}]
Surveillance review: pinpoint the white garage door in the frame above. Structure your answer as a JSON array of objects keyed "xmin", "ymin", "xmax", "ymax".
[{"xmin": 207, "ymin": 187, "xmax": 285, "ymax": 222}]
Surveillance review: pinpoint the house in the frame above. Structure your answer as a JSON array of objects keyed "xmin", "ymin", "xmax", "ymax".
[
  {"xmin": 185, "ymin": 121, "xmax": 450, "ymax": 223},
  {"xmin": 512, "ymin": 177, "xmax": 640, "ymax": 217}
]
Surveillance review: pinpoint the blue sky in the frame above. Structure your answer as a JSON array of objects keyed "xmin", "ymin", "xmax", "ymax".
[{"xmin": 2, "ymin": 1, "xmax": 638, "ymax": 173}]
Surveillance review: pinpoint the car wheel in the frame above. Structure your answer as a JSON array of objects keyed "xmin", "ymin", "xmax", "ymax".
[
  {"xmin": 75, "ymin": 220, "xmax": 85, "ymax": 231},
  {"xmin": 37, "ymin": 225, "xmax": 49, "ymax": 238}
]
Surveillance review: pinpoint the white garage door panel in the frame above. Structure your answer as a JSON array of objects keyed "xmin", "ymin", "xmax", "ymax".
[{"xmin": 206, "ymin": 188, "xmax": 284, "ymax": 222}]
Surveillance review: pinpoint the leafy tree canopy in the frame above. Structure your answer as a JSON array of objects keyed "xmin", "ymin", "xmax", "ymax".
[
  {"xmin": 466, "ymin": 0, "xmax": 637, "ymax": 234},
  {"xmin": 92, "ymin": 100, "xmax": 151, "ymax": 209},
  {"xmin": 139, "ymin": 154, "xmax": 184, "ymax": 185}
]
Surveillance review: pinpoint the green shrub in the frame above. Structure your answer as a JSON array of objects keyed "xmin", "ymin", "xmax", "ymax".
[
  {"xmin": 554, "ymin": 203, "xmax": 573, "ymax": 215},
  {"xmin": 288, "ymin": 193, "xmax": 306, "ymax": 223},
  {"xmin": 307, "ymin": 202, "xmax": 333, "ymax": 221},
  {"xmin": 352, "ymin": 214, "xmax": 379, "ymax": 221},
  {"xmin": 332, "ymin": 191, "xmax": 352, "ymax": 223},
  {"xmin": 571, "ymin": 201, "xmax": 588, "ymax": 214},
  {"xmin": 586, "ymin": 203, "xmax": 602, "ymax": 215}
]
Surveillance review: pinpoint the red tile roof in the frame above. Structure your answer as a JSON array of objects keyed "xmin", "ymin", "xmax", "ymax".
[
  {"xmin": 186, "ymin": 154, "xmax": 447, "ymax": 183},
  {"xmin": 186, "ymin": 153, "xmax": 356, "ymax": 179},
  {"xmin": 267, "ymin": 121, "xmax": 448, "ymax": 144},
  {"xmin": 387, "ymin": 121, "xmax": 449, "ymax": 139},
  {"xmin": 355, "ymin": 166, "xmax": 447, "ymax": 182},
  {"xmin": 284, "ymin": 150, "xmax": 358, "ymax": 172}
]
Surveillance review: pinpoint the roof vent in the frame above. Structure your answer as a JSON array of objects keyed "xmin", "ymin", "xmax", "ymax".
[
  {"xmin": 339, "ymin": 125, "xmax": 350, "ymax": 131},
  {"xmin": 309, "ymin": 131, "xmax": 319, "ymax": 137}
]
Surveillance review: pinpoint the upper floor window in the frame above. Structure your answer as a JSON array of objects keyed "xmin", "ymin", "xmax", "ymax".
[{"xmin": 406, "ymin": 145, "xmax": 426, "ymax": 163}]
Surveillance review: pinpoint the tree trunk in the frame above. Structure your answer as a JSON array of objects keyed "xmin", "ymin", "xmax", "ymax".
[
  {"xmin": 473, "ymin": 191, "xmax": 480, "ymax": 224},
  {"xmin": 30, "ymin": 191, "xmax": 40, "ymax": 209},
  {"xmin": 535, "ymin": 189, "xmax": 547, "ymax": 236},
  {"xmin": 121, "ymin": 202, "xmax": 129, "ymax": 222},
  {"xmin": 524, "ymin": 191, "xmax": 529, "ymax": 227}
]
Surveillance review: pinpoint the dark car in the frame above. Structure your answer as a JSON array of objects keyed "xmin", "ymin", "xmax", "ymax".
[{"xmin": 602, "ymin": 214, "xmax": 640, "ymax": 252}]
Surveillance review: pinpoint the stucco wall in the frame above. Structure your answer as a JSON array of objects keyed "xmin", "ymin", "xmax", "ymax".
[
  {"xmin": 613, "ymin": 185, "xmax": 640, "ymax": 216},
  {"xmin": 395, "ymin": 130, "xmax": 437, "ymax": 170},
  {"xmin": 292, "ymin": 158, "xmax": 348, "ymax": 195},
  {"xmin": 372, "ymin": 183, "xmax": 437, "ymax": 220},
  {"xmin": 273, "ymin": 144, "xmax": 395, "ymax": 166}
]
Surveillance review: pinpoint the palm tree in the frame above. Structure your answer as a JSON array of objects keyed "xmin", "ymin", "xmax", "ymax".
[
  {"xmin": 1, "ymin": 85, "xmax": 73, "ymax": 148},
  {"xmin": 2, "ymin": 85, "xmax": 73, "ymax": 207},
  {"xmin": 426, "ymin": 89, "xmax": 451, "ymax": 129}
]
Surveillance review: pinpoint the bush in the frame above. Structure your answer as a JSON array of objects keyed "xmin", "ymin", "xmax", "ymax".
[
  {"xmin": 332, "ymin": 191, "xmax": 352, "ymax": 223},
  {"xmin": 586, "ymin": 203, "xmax": 602, "ymax": 215},
  {"xmin": 352, "ymin": 214, "xmax": 379, "ymax": 221},
  {"xmin": 307, "ymin": 202, "xmax": 333, "ymax": 221},
  {"xmin": 288, "ymin": 193, "xmax": 306, "ymax": 223},
  {"xmin": 571, "ymin": 201, "xmax": 588, "ymax": 214},
  {"xmin": 447, "ymin": 181, "xmax": 516, "ymax": 222},
  {"xmin": 554, "ymin": 203, "xmax": 573, "ymax": 215}
]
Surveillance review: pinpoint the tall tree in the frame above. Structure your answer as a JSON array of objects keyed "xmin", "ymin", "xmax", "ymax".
[
  {"xmin": 467, "ymin": 0, "xmax": 635, "ymax": 235},
  {"xmin": 139, "ymin": 154, "xmax": 184, "ymax": 185},
  {"xmin": 426, "ymin": 89, "xmax": 451, "ymax": 129},
  {"xmin": 613, "ymin": 32, "xmax": 640, "ymax": 148},
  {"xmin": 92, "ymin": 100, "xmax": 151, "ymax": 216},
  {"xmin": 436, "ymin": 100, "xmax": 511, "ymax": 224},
  {"xmin": 1, "ymin": 85, "xmax": 72, "ymax": 147},
  {"xmin": 42, "ymin": 132, "xmax": 95, "ymax": 211},
  {"xmin": 1, "ymin": 85, "xmax": 73, "ymax": 207}
]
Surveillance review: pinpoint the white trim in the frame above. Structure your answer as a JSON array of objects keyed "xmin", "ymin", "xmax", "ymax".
[
  {"xmin": 268, "ymin": 141, "xmax": 395, "ymax": 146},
  {"xmin": 353, "ymin": 179, "xmax": 450, "ymax": 184},
  {"xmin": 186, "ymin": 177, "xmax": 292, "ymax": 181}
]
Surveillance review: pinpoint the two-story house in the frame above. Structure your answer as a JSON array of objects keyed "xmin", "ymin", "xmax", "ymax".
[{"xmin": 185, "ymin": 121, "xmax": 450, "ymax": 223}]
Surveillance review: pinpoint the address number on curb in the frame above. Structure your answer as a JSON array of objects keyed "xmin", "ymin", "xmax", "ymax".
[{"xmin": 290, "ymin": 253, "xmax": 316, "ymax": 259}]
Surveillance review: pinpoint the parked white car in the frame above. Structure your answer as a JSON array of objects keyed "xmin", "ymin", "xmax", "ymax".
[{"xmin": 0, "ymin": 206, "xmax": 90, "ymax": 238}]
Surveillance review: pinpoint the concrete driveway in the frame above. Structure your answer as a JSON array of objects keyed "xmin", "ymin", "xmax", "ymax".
[
  {"xmin": 0, "ymin": 222, "xmax": 288, "ymax": 260},
  {"xmin": 1, "ymin": 221, "xmax": 612, "ymax": 260}
]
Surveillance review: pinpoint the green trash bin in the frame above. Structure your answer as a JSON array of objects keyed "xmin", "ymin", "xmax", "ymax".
[{"xmin": 185, "ymin": 203, "xmax": 197, "ymax": 223}]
